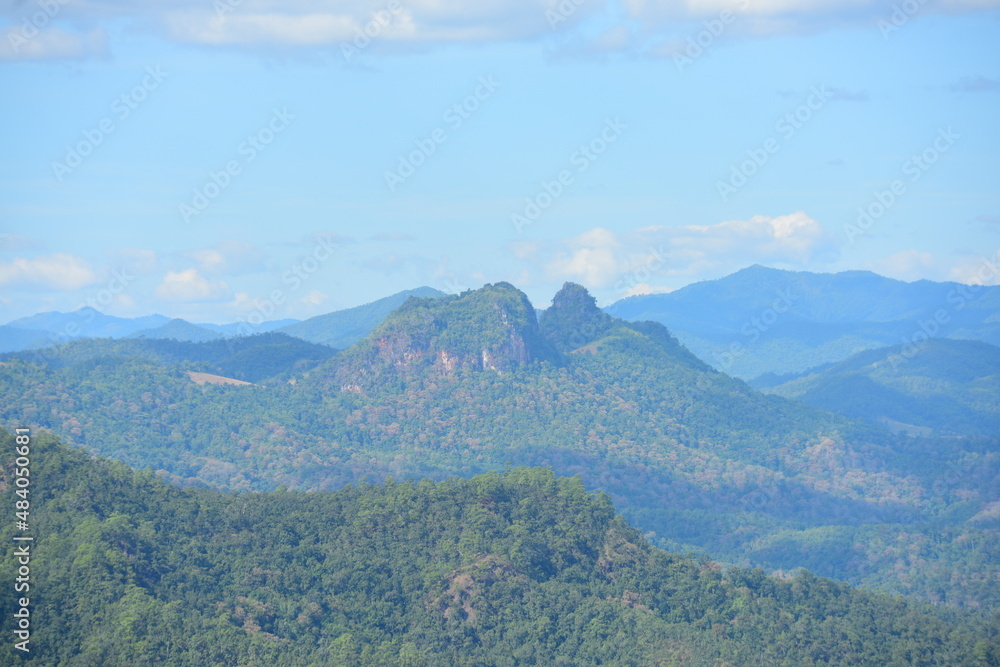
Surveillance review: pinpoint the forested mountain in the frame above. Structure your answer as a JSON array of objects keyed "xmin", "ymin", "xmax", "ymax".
[
  {"xmin": 197, "ymin": 318, "xmax": 300, "ymax": 336},
  {"xmin": 2, "ymin": 332, "xmax": 336, "ymax": 384},
  {"xmin": 2, "ymin": 431, "xmax": 996, "ymax": 666},
  {"xmin": 605, "ymin": 266, "xmax": 1000, "ymax": 379},
  {"xmin": 0, "ymin": 283, "xmax": 997, "ymax": 610},
  {"xmin": 0, "ymin": 308, "xmax": 299, "ymax": 352},
  {"xmin": 0, "ymin": 324, "xmax": 52, "ymax": 354},
  {"xmin": 277, "ymin": 286, "xmax": 446, "ymax": 349},
  {"xmin": 128, "ymin": 318, "xmax": 226, "ymax": 342},
  {"xmin": 753, "ymin": 338, "xmax": 1000, "ymax": 436},
  {"xmin": 6, "ymin": 307, "xmax": 170, "ymax": 340}
]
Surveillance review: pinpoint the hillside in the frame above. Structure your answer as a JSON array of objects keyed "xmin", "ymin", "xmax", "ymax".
[
  {"xmin": 0, "ymin": 283, "xmax": 997, "ymax": 609},
  {"xmin": 2, "ymin": 430, "xmax": 996, "ymax": 666},
  {"xmin": 754, "ymin": 338, "xmax": 1000, "ymax": 436},
  {"xmin": 2, "ymin": 332, "xmax": 336, "ymax": 383},
  {"xmin": 0, "ymin": 324, "xmax": 52, "ymax": 353},
  {"xmin": 128, "ymin": 318, "xmax": 226, "ymax": 343},
  {"xmin": 0, "ymin": 308, "xmax": 299, "ymax": 352},
  {"xmin": 6, "ymin": 307, "xmax": 170, "ymax": 339},
  {"xmin": 198, "ymin": 318, "xmax": 300, "ymax": 336},
  {"xmin": 278, "ymin": 286, "xmax": 446, "ymax": 349},
  {"xmin": 605, "ymin": 265, "xmax": 1000, "ymax": 379}
]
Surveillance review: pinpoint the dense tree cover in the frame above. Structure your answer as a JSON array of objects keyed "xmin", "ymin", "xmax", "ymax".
[
  {"xmin": 0, "ymin": 325, "xmax": 52, "ymax": 354},
  {"xmin": 1, "ymin": 431, "xmax": 997, "ymax": 665},
  {"xmin": 0, "ymin": 332, "xmax": 336, "ymax": 384},
  {"xmin": 0, "ymin": 283, "xmax": 997, "ymax": 610},
  {"xmin": 128, "ymin": 318, "xmax": 226, "ymax": 342},
  {"xmin": 754, "ymin": 338, "xmax": 1000, "ymax": 436}
]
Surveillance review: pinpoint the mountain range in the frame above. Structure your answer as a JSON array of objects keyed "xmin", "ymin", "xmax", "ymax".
[
  {"xmin": 2, "ymin": 278, "xmax": 996, "ymax": 612},
  {"xmin": 4, "ymin": 430, "xmax": 996, "ymax": 665},
  {"xmin": 604, "ymin": 265, "xmax": 1000, "ymax": 380},
  {"xmin": 753, "ymin": 337, "xmax": 1000, "ymax": 437},
  {"xmin": 0, "ymin": 287, "xmax": 447, "ymax": 353}
]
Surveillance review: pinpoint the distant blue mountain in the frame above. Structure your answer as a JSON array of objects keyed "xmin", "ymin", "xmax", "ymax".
[
  {"xmin": 196, "ymin": 318, "xmax": 300, "ymax": 336},
  {"xmin": 1, "ymin": 287, "xmax": 448, "ymax": 354},
  {"xmin": 6, "ymin": 308, "xmax": 170, "ymax": 339},
  {"xmin": 128, "ymin": 319, "xmax": 225, "ymax": 343},
  {"xmin": 277, "ymin": 287, "xmax": 447, "ymax": 348},
  {"xmin": 605, "ymin": 265, "xmax": 1000, "ymax": 379},
  {"xmin": 0, "ymin": 325, "xmax": 55, "ymax": 354},
  {"xmin": 0, "ymin": 308, "xmax": 298, "ymax": 353}
]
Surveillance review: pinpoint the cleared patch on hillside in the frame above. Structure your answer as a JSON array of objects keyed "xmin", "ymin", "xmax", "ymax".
[{"xmin": 187, "ymin": 371, "xmax": 254, "ymax": 387}]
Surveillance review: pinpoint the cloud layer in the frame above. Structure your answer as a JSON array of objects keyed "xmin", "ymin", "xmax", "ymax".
[
  {"xmin": 516, "ymin": 211, "xmax": 838, "ymax": 297},
  {"xmin": 2, "ymin": 0, "xmax": 998, "ymax": 60},
  {"xmin": 0, "ymin": 253, "xmax": 99, "ymax": 290}
]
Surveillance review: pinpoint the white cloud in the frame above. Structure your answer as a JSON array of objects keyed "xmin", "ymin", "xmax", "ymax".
[
  {"xmin": 154, "ymin": 269, "xmax": 231, "ymax": 302},
  {"xmin": 163, "ymin": 11, "xmax": 359, "ymax": 47},
  {"xmin": 114, "ymin": 293, "xmax": 136, "ymax": 309},
  {"xmin": 186, "ymin": 241, "xmax": 265, "ymax": 275},
  {"xmin": 0, "ymin": 253, "xmax": 100, "ymax": 290},
  {"xmin": 620, "ymin": 282, "xmax": 673, "ymax": 298},
  {"xmin": 0, "ymin": 0, "xmax": 996, "ymax": 58},
  {"xmin": 658, "ymin": 211, "xmax": 835, "ymax": 265},
  {"xmin": 300, "ymin": 290, "xmax": 327, "ymax": 306},
  {"xmin": 863, "ymin": 249, "xmax": 940, "ymax": 282},
  {"xmin": 107, "ymin": 248, "xmax": 158, "ymax": 275},
  {"xmin": 545, "ymin": 228, "xmax": 622, "ymax": 287},
  {"xmin": 0, "ymin": 234, "xmax": 44, "ymax": 252},
  {"xmin": 527, "ymin": 211, "xmax": 837, "ymax": 291},
  {"xmin": 0, "ymin": 26, "xmax": 108, "ymax": 62},
  {"xmin": 947, "ymin": 250, "xmax": 1000, "ymax": 286}
]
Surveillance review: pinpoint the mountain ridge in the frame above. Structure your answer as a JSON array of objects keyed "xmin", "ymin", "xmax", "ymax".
[
  {"xmin": 756, "ymin": 337, "xmax": 1000, "ymax": 435},
  {"xmin": 605, "ymin": 265, "xmax": 1000, "ymax": 378},
  {"xmin": 277, "ymin": 286, "xmax": 447, "ymax": 349},
  {"xmin": 1, "ymin": 280, "xmax": 996, "ymax": 608},
  {"xmin": 4, "ymin": 430, "xmax": 996, "ymax": 665}
]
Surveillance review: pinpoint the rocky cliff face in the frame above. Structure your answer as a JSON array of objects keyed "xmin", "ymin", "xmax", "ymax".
[
  {"xmin": 326, "ymin": 283, "xmax": 561, "ymax": 389},
  {"xmin": 316, "ymin": 281, "xmax": 699, "ymax": 393}
]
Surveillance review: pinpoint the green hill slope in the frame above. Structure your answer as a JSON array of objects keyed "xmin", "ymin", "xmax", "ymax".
[
  {"xmin": 0, "ymin": 283, "xmax": 997, "ymax": 609},
  {"xmin": 2, "ymin": 431, "xmax": 996, "ymax": 666},
  {"xmin": 3, "ymin": 332, "xmax": 336, "ymax": 383},
  {"xmin": 128, "ymin": 318, "xmax": 226, "ymax": 342},
  {"xmin": 755, "ymin": 338, "xmax": 1000, "ymax": 436}
]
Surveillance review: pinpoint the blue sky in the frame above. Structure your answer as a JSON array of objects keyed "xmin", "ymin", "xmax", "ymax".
[{"xmin": 1, "ymin": 0, "xmax": 998, "ymax": 324}]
